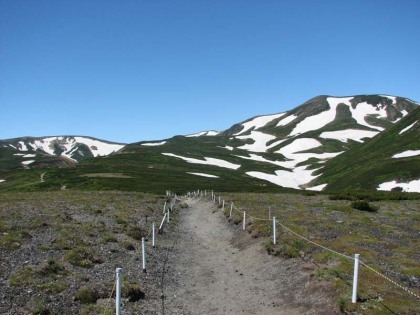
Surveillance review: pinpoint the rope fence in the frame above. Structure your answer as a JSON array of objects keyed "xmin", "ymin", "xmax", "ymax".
[
  {"xmin": 102, "ymin": 193, "xmax": 178, "ymax": 315},
  {"xmin": 201, "ymin": 191, "xmax": 419, "ymax": 305}
]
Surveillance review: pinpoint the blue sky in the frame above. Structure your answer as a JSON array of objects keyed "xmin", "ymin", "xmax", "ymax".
[{"xmin": 1, "ymin": 0, "xmax": 419, "ymax": 143}]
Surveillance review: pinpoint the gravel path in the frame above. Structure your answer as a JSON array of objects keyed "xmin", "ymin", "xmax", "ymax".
[{"xmin": 161, "ymin": 197, "xmax": 339, "ymax": 315}]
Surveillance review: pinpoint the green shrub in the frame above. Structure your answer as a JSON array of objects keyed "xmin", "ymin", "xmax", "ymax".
[{"xmin": 350, "ymin": 200, "xmax": 378, "ymax": 212}]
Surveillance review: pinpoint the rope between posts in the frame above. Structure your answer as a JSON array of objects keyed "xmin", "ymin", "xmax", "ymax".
[
  {"xmin": 102, "ymin": 277, "xmax": 117, "ymax": 315},
  {"xmin": 274, "ymin": 219, "xmax": 354, "ymax": 261},
  {"xmin": 212, "ymin": 194, "xmax": 419, "ymax": 301},
  {"xmin": 359, "ymin": 261, "xmax": 420, "ymax": 299}
]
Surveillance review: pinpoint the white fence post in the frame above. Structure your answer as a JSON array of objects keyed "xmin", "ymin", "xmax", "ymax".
[
  {"xmin": 218, "ymin": 196, "xmax": 221, "ymax": 204},
  {"xmin": 230, "ymin": 202, "xmax": 233, "ymax": 217},
  {"xmin": 116, "ymin": 268, "xmax": 122, "ymax": 315},
  {"xmin": 352, "ymin": 254, "xmax": 360, "ymax": 303},
  {"xmin": 273, "ymin": 217, "xmax": 276, "ymax": 245},
  {"xmin": 163, "ymin": 201, "xmax": 167, "ymax": 214},
  {"xmin": 142, "ymin": 237, "xmax": 147, "ymax": 272},
  {"xmin": 243, "ymin": 211, "xmax": 246, "ymax": 230},
  {"xmin": 152, "ymin": 223, "xmax": 155, "ymax": 248},
  {"xmin": 167, "ymin": 210, "xmax": 170, "ymax": 223},
  {"xmin": 159, "ymin": 213, "xmax": 167, "ymax": 232},
  {"xmin": 222, "ymin": 200, "xmax": 225, "ymax": 212}
]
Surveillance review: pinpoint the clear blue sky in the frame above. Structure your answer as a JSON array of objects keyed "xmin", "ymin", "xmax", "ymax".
[{"xmin": 1, "ymin": 0, "xmax": 419, "ymax": 143}]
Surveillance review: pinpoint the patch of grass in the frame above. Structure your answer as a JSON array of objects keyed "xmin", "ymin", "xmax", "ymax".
[
  {"xmin": 0, "ymin": 230, "xmax": 31, "ymax": 249},
  {"xmin": 64, "ymin": 247, "xmax": 102, "ymax": 268}
]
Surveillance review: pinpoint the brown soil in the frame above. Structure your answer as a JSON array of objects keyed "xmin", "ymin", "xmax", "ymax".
[{"xmin": 160, "ymin": 197, "xmax": 340, "ymax": 315}]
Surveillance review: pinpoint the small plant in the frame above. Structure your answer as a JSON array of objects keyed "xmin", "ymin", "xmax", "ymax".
[
  {"xmin": 65, "ymin": 247, "xmax": 102, "ymax": 268},
  {"xmin": 350, "ymin": 200, "xmax": 378, "ymax": 212},
  {"xmin": 75, "ymin": 286, "xmax": 100, "ymax": 304}
]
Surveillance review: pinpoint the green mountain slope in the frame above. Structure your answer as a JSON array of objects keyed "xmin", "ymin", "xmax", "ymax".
[
  {"xmin": 313, "ymin": 107, "xmax": 420, "ymax": 191},
  {"xmin": 1, "ymin": 95, "xmax": 418, "ymax": 193}
]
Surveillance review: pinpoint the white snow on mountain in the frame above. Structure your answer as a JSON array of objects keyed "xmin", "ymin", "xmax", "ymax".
[
  {"xmin": 219, "ymin": 145, "xmax": 234, "ymax": 151},
  {"xmin": 399, "ymin": 121, "xmax": 417, "ymax": 135},
  {"xmin": 18, "ymin": 141, "xmax": 29, "ymax": 151},
  {"xmin": 244, "ymin": 137, "xmax": 343, "ymax": 188},
  {"xmin": 307, "ymin": 183, "xmax": 328, "ymax": 191},
  {"xmin": 236, "ymin": 131, "xmax": 277, "ymax": 152},
  {"xmin": 23, "ymin": 154, "xmax": 36, "ymax": 158},
  {"xmin": 319, "ymin": 129, "xmax": 379, "ymax": 143},
  {"xmin": 276, "ymin": 114, "xmax": 297, "ymax": 127},
  {"xmin": 0, "ymin": 179, "xmax": 5, "ymax": 183},
  {"xmin": 234, "ymin": 113, "xmax": 285, "ymax": 136},
  {"xmin": 378, "ymin": 179, "xmax": 420, "ymax": 193},
  {"xmin": 186, "ymin": 130, "xmax": 219, "ymax": 137},
  {"xmin": 276, "ymin": 138, "xmax": 322, "ymax": 156},
  {"xmin": 73, "ymin": 137, "xmax": 124, "ymax": 156},
  {"xmin": 187, "ymin": 172, "xmax": 219, "ymax": 178},
  {"xmin": 234, "ymin": 153, "xmax": 285, "ymax": 167},
  {"xmin": 162, "ymin": 153, "xmax": 241, "ymax": 170},
  {"xmin": 22, "ymin": 160, "xmax": 35, "ymax": 165},
  {"xmin": 247, "ymin": 165, "xmax": 320, "ymax": 189},
  {"xmin": 24, "ymin": 137, "xmax": 124, "ymax": 159},
  {"xmin": 392, "ymin": 150, "xmax": 420, "ymax": 158},
  {"xmin": 141, "ymin": 141, "xmax": 167, "ymax": 146},
  {"xmin": 290, "ymin": 97, "xmax": 353, "ymax": 136},
  {"xmin": 380, "ymin": 95, "xmax": 397, "ymax": 104},
  {"xmin": 349, "ymin": 102, "xmax": 387, "ymax": 131}
]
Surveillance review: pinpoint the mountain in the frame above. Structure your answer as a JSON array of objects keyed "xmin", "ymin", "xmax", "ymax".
[
  {"xmin": 0, "ymin": 136, "xmax": 125, "ymax": 170},
  {"xmin": 0, "ymin": 95, "xmax": 418, "ymax": 193}
]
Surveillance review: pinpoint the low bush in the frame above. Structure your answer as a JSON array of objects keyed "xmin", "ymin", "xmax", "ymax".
[{"xmin": 350, "ymin": 200, "xmax": 378, "ymax": 212}]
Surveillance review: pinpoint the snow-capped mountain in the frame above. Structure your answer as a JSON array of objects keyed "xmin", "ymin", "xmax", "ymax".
[
  {"xmin": 158, "ymin": 95, "xmax": 419, "ymax": 191},
  {"xmin": 1, "ymin": 95, "xmax": 418, "ymax": 193},
  {"xmin": 0, "ymin": 136, "xmax": 125, "ymax": 168}
]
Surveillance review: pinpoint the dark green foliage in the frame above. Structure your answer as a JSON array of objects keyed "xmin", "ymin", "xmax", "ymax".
[{"xmin": 350, "ymin": 200, "xmax": 378, "ymax": 212}]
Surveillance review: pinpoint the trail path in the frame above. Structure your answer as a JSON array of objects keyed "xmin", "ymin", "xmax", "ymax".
[{"xmin": 162, "ymin": 198, "xmax": 338, "ymax": 315}]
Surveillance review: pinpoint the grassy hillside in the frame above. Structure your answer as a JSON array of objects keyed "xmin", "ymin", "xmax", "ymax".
[
  {"xmin": 313, "ymin": 107, "xmax": 420, "ymax": 191},
  {"xmin": 214, "ymin": 191, "xmax": 420, "ymax": 314}
]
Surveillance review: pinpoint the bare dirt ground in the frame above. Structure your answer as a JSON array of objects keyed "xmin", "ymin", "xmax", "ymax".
[{"xmin": 160, "ymin": 197, "xmax": 340, "ymax": 315}]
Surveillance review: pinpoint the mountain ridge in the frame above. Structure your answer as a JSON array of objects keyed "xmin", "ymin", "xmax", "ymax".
[{"xmin": 1, "ymin": 94, "xmax": 419, "ymax": 193}]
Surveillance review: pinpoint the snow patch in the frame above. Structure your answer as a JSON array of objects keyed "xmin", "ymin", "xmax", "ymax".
[
  {"xmin": 162, "ymin": 153, "xmax": 241, "ymax": 170},
  {"xmin": 0, "ymin": 179, "xmax": 5, "ymax": 183},
  {"xmin": 392, "ymin": 150, "xmax": 420, "ymax": 158},
  {"xmin": 319, "ymin": 129, "xmax": 379, "ymax": 143},
  {"xmin": 187, "ymin": 172, "xmax": 219, "ymax": 178},
  {"xmin": 380, "ymin": 95, "xmax": 397, "ymax": 104},
  {"xmin": 399, "ymin": 121, "xmax": 417, "ymax": 135},
  {"xmin": 290, "ymin": 97, "xmax": 353, "ymax": 136},
  {"xmin": 307, "ymin": 184, "xmax": 328, "ymax": 191},
  {"xmin": 276, "ymin": 115, "xmax": 297, "ymax": 127},
  {"xmin": 18, "ymin": 141, "xmax": 29, "ymax": 151},
  {"xmin": 378, "ymin": 179, "xmax": 420, "ymax": 193},
  {"xmin": 349, "ymin": 101, "xmax": 387, "ymax": 131},
  {"xmin": 22, "ymin": 160, "xmax": 35, "ymax": 165},
  {"xmin": 74, "ymin": 137, "xmax": 124, "ymax": 156},
  {"xmin": 246, "ymin": 165, "xmax": 321, "ymax": 189},
  {"xmin": 235, "ymin": 153, "xmax": 285, "ymax": 167},
  {"xmin": 236, "ymin": 131, "xmax": 276, "ymax": 152},
  {"xmin": 219, "ymin": 145, "xmax": 234, "ymax": 151},
  {"xmin": 141, "ymin": 141, "xmax": 167, "ymax": 146},
  {"xmin": 23, "ymin": 154, "xmax": 36, "ymax": 158},
  {"xmin": 13, "ymin": 153, "xmax": 25, "ymax": 156},
  {"xmin": 186, "ymin": 130, "xmax": 219, "ymax": 137},
  {"xmin": 234, "ymin": 113, "xmax": 286, "ymax": 136}
]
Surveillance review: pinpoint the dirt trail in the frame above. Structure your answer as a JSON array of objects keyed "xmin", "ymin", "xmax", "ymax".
[{"xmin": 162, "ymin": 197, "xmax": 339, "ymax": 315}]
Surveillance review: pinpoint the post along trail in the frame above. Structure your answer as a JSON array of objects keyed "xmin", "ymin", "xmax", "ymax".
[{"xmin": 160, "ymin": 197, "xmax": 339, "ymax": 315}]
